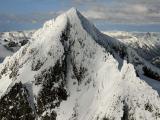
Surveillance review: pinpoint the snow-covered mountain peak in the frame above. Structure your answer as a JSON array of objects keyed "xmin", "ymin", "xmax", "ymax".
[
  {"xmin": 41, "ymin": 7, "xmax": 99, "ymax": 39},
  {"xmin": 0, "ymin": 8, "xmax": 160, "ymax": 120},
  {"xmin": 31, "ymin": 8, "xmax": 99, "ymax": 58},
  {"xmin": 66, "ymin": 7, "xmax": 78, "ymax": 15},
  {"xmin": 42, "ymin": 8, "xmax": 78, "ymax": 30}
]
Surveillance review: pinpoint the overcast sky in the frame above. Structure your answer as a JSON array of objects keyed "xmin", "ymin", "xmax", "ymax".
[{"xmin": 0, "ymin": 0, "xmax": 160, "ymax": 32}]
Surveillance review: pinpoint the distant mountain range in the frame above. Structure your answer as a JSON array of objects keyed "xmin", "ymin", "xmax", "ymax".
[
  {"xmin": 0, "ymin": 30, "xmax": 34, "ymax": 62},
  {"xmin": 104, "ymin": 31, "xmax": 160, "ymax": 68}
]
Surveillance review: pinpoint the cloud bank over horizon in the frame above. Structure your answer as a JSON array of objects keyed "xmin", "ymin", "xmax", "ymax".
[{"xmin": 0, "ymin": 0, "xmax": 160, "ymax": 31}]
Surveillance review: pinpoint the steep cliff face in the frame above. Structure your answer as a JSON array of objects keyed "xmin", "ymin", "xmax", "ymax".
[{"xmin": 0, "ymin": 8, "xmax": 160, "ymax": 120}]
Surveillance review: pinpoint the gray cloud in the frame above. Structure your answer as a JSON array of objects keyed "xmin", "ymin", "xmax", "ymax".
[
  {"xmin": 60, "ymin": 0, "xmax": 160, "ymax": 24},
  {"xmin": 0, "ymin": 0, "xmax": 160, "ymax": 26},
  {"xmin": 81, "ymin": 1, "xmax": 160, "ymax": 24},
  {"xmin": 70, "ymin": 0, "xmax": 160, "ymax": 4}
]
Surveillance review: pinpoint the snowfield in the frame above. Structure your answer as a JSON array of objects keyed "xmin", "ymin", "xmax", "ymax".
[{"xmin": 0, "ymin": 8, "xmax": 160, "ymax": 120}]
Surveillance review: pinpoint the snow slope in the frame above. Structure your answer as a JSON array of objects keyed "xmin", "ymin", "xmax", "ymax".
[{"xmin": 0, "ymin": 8, "xmax": 160, "ymax": 120}]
